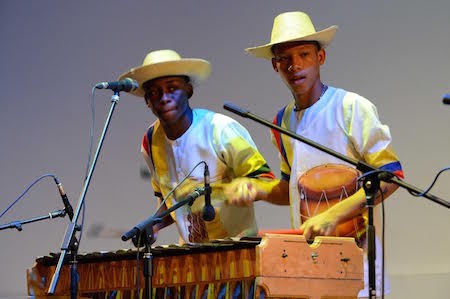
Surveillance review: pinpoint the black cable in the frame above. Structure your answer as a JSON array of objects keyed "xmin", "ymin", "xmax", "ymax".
[
  {"xmin": 378, "ymin": 185, "xmax": 386, "ymax": 299},
  {"xmin": 135, "ymin": 234, "xmax": 142, "ymax": 298},
  {"xmin": 0, "ymin": 173, "xmax": 58, "ymax": 219},
  {"xmin": 357, "ymin": 169, "xmax": 393, "ymax": 298},
  {"xmin": 152, "ymin": 161, "xmax": 207, "ymax": 217},
  {"xmin": 132, "ymin": 160, "xmax": 207, "ymax": 297},
  {"xmin": 408, "ymin": 167, "xmax": 450, "ymax": 197},
  {"xmin": 74, "ymin": 87, "xmax": 98, "ymax": 244}
]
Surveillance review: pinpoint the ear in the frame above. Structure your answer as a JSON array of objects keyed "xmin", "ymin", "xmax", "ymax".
[
  {"xmin": 145, "ymin": 99, "xmax": 158, "ymax": 117},
  {"xmin": 318, "ymin": 48, "xmax": 326, "ymax": 65},
  {"xmin": 185, "ymin": 83, "xmax": 194, "ymax": 99},
  {"xmin": 271, "ymin": 58, "xmax": 279, "ymax": 72}
]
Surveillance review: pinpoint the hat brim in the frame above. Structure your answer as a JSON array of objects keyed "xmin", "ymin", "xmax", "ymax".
[
  {"xmin": 118, "ymin": 59, "xmax": 211, "ymax": 97},
  {"xmin": 245, "ymin": 25, "xmax": 338, "ymax": 60}
]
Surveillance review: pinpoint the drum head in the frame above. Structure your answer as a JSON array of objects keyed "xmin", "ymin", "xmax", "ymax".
[{"xmin": 298, "ymin": 164, "xmax": 361, "ymax": 200}]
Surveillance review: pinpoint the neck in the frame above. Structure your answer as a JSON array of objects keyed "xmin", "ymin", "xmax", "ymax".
[{"xmin": 294, "ymin": 81, "xmax": 325, "ymax": 111}]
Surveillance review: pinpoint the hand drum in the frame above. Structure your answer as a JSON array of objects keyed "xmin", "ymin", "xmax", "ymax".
[{"xmin": 298, "ymin": 164, "xmax": 366, "ymax": 238}]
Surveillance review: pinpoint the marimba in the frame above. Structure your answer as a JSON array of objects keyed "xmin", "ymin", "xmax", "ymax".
[{"xmin": 27, "ymin": 234, "xmax": 364, "ymax": 298}]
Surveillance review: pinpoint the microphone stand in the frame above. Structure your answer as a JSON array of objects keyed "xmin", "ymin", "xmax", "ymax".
[
  {"xmin": 131, "ymin": 219, "xmax": 159, "ymax": 299},
  {"xmin": 122, "ymin": 187, "xmax": 205, "ymax": 299},
  {"xmin": 47, "ymin": 91, "xmax": 122, "ymax": 298},
  {"xmin": 223, "ymin": 102, "xmax": 450, "ymax": 299},
  {"xmin": 0, "ymin": 209, "xmax": 67, "ymax": 231}
]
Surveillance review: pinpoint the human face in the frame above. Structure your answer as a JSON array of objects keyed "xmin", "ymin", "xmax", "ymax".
[
  {"xmin": 271, "ymin": 42, "xmax": 325, "ymax": 100},
  {"xmin": 143, "ymin": 76, "xmax": 193, "ymax": 129}
]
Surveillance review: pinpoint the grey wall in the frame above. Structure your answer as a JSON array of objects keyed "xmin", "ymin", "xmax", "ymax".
[{"xmin": 1, "ymin": 1, "xmax": 449, "ymax": 298}]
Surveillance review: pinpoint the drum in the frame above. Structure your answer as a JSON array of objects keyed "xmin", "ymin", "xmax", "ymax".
[{"xmin": 298, "ymin": 164, "xmax": 367, "ymax": 239}]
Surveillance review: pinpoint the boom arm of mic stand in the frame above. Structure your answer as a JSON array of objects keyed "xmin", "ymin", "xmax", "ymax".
[
  {"xmin": 122, "ymin": 188, "xmax": 205, "ymax": 241},
  {"xmin": 48, "ymin": 92, "xmax": 121, "ymax": 295},
  {"xmin": 0, "ymin": 209, "xmax": 66, "ymax": 231},
  {"xmin": 224, "ymin": 101, "xmax": 372, "ymax": 170},
  {"xmin": 223, "ymin": 102, "xmax": 450, "ymax": 209}
]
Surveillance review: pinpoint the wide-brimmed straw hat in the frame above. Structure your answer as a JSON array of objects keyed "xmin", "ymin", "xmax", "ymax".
[
  {"xmin": 245, "ymin": 11, "xmax": 338, "ymax": 60},
  {"xmin": 119, "ymin": 49, "xmax": 211, "ymax": 97}
]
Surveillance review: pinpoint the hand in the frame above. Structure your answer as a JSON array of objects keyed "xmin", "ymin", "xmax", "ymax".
[
  {"xmin": 299, "ymin": 210, "xmax": 338, "ymax": 241},
  {"xmin": 223, "ymin": 178, "xmax": 258, "ymax": 206}
]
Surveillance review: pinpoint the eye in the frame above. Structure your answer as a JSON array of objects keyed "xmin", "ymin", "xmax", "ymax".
[
  {"xmin": 167, "ymin": 82, "xmax": 185, "ymax": 93},
  {"xmin": 275, "ymin": 56, "xmax": 289, "ymax": 63},
  {"xmin": 145, "ymin": 89, "xmax": 160, "ymax": 100}
]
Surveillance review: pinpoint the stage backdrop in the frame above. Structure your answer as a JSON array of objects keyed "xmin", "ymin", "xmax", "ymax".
[{"xmin": 1, "ymin": 1, "xmax": 449, "ymax": 298}]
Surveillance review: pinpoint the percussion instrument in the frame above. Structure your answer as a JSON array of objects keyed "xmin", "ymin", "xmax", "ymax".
[
  {"xmin": 298, "ymin": 164, "xmax": 367, "ymax": 239},
  {"xmin": 27, "ymin": 234, "xmax": 364, "ymax": 299}
]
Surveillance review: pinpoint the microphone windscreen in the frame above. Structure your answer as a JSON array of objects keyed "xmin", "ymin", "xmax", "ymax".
[{"xmin": 443, "ymin": 94, "xmax": 450, "ymax": 105}]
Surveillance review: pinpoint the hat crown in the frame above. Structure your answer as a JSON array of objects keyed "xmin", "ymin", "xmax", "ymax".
[
  {"xmin": 270, "ymin": 11, "xmax": 317, "ymax": 44},
  {"xmin": 142, "ymin": 49, "xmax": 182, "ymax": 66}
]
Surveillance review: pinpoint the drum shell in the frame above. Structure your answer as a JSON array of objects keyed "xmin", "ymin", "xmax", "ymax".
[{"xmin": 298, "ymin": 164, "xmax": 366, "ymax": 238}]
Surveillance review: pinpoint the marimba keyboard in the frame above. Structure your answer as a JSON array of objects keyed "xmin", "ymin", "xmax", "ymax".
[{"xmin": 27, "ymin": 234, "xmax": 364, "ymax": 298}]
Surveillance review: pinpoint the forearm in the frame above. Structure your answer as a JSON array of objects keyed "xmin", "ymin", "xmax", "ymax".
[
  {"xmin": 222, "ymin": 177, "xmax": 290, "ymax": 206},
  {"xmin": 153, "ymin": 199, "xmax": 175, "ymax": 233},
  {"xmin": 254, "ymin": 178, "xmax": 290, "ymax": 205},
  {"xmin": 328, "ymin": 181, "xmax": 399, "ymax": 224}
]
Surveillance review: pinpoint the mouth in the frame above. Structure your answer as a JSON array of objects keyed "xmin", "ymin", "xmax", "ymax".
[
  {"xmin": 290, "ymin": 74, "xmax": 307, "ymax": 85},
  {"xmin": 158, "ymin": 108, "xmax": 176, "ymax": 117}
]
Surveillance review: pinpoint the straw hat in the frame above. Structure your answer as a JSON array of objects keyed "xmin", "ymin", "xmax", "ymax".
[
  {"xmin": 245, "ymin": 11, "xmax": 338, "ymax": 59},
  {"xmin": 119, "ymin": 49, "xmax": 211, "ymax": 97}
]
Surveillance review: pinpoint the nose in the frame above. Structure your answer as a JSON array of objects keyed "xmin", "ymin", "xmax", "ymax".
[
  {"xmin": 288, "ymin": 56, "xmax": 303, "ymax": 72},
  {"xmin": 288, "ymin": 64, "xmax": 303, "ymax": 72},
  {"xmin": 160, "ymin": 92, "xmax": 171, "ymax": 102}
]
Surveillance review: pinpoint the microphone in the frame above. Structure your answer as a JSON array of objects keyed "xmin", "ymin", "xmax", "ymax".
[
  {"xmin": 95, "ymin": 78, "xmax": 139, "ymax": 92},
  {"xmin": 53, "ymin": 177, "xmax": 74, "ymax": 220},
  {"xmin": 121, "ymin": 188, "xmax": 205, "ymax": 241},
  {"xmin": 223, "ymin": 102, "xmax": 250, "ymax": 118},
  {"xmin": 202, "ymin": 163, "xmax": 215, "ymax": 221},
  {"xmin": 443, "ymin": 94, "xmax": 450, "ymax": 105}
]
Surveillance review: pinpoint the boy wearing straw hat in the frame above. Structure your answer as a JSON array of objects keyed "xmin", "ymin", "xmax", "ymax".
[
  {"xmin": 119, "ymin": 49, "xmax": 275, "ymax": 244},
  {"xmin": 242, "ymin": 11, "xmax": 404, "ymax": 297}
]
